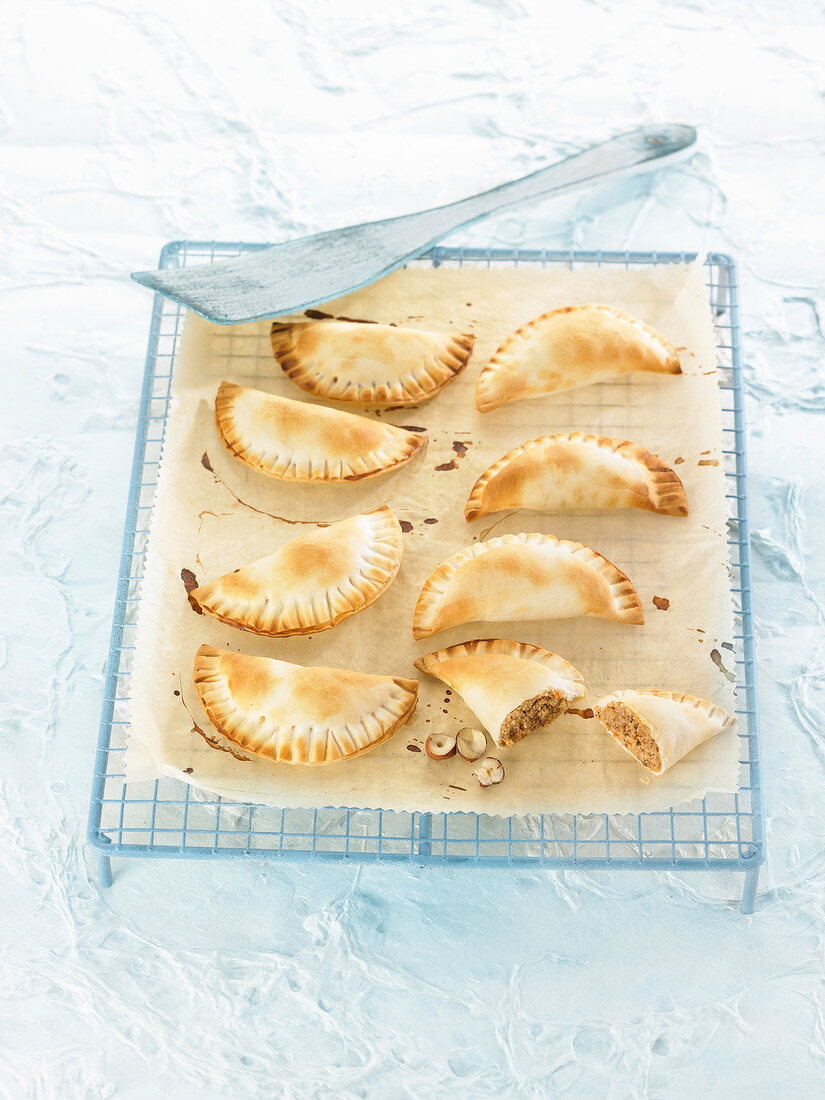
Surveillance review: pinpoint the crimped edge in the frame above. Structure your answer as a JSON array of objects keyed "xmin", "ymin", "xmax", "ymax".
[
  {"xmin": 271, "ymin": 321, "xmax": 475, "ymax": 406},
  {"xmin": 414, "ymin": 637, "xmax": 585, "ymax": 697},
  {"xmin": 193, "ymin": 644, "xmax": 418, "ymax": 765},
  {"xmin": 593, "ymin": 689, "xmax": 736, "ymax": 775},
  {"xmin": 476, "ymin": 304, "xmax": 682, "ymax": 413},
  {"xmin": 464, "ymin": 432, "xmax": 688, "ymax": 521},
  {"xmin": 214, "ymin": 380, "xmax": 425, "ymax": 482},
  {"xmin": 412, "ymin": 531, "xmax": 644, "ymax": 640},
  {"xmin": 190, "ymin": 506, "xmax": 404, "ymax": 637}
]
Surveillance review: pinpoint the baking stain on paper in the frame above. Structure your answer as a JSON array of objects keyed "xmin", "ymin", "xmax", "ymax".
[
  {"xmin": 201, "ymin": 451, "xmax": 329, "ymax": 526},
  {"xmin": 710, "ymin": 647, "xmax": 736, "ymax": 682},
  {"xmin": 181, "ymin": 568, "xmax": 202, "ymax": 612}
]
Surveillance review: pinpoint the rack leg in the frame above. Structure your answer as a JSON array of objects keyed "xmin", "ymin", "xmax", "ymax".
[
  {"xmin": 97, "ymin": 852, "xmax": 113, "ymax": 888},
  {"xmin": 741, "ymin": 866, "xmax": 760, "ymax": 914},
  {"xmin": 418, "ymin": 812, "xmax": 432, "ymax": 858}
]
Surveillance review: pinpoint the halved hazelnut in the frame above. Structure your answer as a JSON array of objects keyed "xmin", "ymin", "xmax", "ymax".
[
  {"xmin": 474, "ymin": 757, "xmax": 505, "ymax": 787},
  {"xmin": 456, "ymin": 726, "xmax": 487, "ymax": 761},
  {"xmin": 425, "ymin": 732, "xmax": 457, "ymax": 760}
]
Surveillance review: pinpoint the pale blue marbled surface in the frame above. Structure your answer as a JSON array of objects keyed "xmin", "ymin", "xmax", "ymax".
[{"xmin": 2, "ymin": 1, "xmax": 825, "ymax": 1096}]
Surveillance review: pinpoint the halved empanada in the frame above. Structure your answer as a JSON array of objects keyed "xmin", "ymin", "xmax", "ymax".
[
  {"xmin": 476, "ymin": 304, "xmax": 681, "ymax": 412},
  {"xmin": 188, "ymin": 506, "xmax": 402, "ymax": 636},
  {"xmin": 415, "ymin": 638, "xmax": 585, "ymax": 747},
  {"xmin": 413, "ymin": 532, "xmax": 643, "ymax": 640},
  {"xmin": 215, "ymin": 381, "xmax": 425, "ymax": 481},
  {"xmin": 271, "ymin": 320, "xmax": 475, "ymax": 406},
  {"xmin": 593, "ymin": 689, "xmax": 735, "ymax": 775},
  {"xmin": 194, "ymin": 644, "xmax": 418, "ymax": 764},
  {"xmin": 465, "ymin": 433, "xmax": 687, "ymax": 521}
]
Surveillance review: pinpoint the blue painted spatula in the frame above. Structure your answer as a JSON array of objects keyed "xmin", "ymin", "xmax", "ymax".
[{"xmin": 131, "ymin": 123, "xmax": 696, "ymax": 325}]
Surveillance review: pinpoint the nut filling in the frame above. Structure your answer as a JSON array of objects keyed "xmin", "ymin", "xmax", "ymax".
[
  {"xmin": 499, "ymin": 688, "xmax": 569, "ymax": 747},
  {"xmin": 595, "ymin": 701, "xmax": 662, "ymax": 772}
]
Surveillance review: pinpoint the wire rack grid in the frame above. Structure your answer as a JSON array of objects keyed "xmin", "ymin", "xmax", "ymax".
[{"xmin": 87, "ymin": 243, "xmax": 765, "ymax": 911}]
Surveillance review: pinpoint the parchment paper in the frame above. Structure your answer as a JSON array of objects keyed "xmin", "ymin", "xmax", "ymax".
[{"xmin": 126, "ymin": 258, "xmax": 739, "ymax": 815}]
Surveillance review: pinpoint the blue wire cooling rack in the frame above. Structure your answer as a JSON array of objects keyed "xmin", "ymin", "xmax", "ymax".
[{"xmin": 87, "ymin": 244, "xmax": 765, "ymax": 912}]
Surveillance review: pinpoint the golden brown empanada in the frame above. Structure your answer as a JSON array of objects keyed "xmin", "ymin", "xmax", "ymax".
[
  {"xmin": 194, "ymin": 644, "xmax": 418, "ymax": 764},
  {"xmin": 271, "ymin": 320, "xmax": 474, "ymax": 406},
  {"xmin": 593, "ymin": 689, "xmax": 734, "ymax": 774},
  {"xmin": 476, "ymin": 304, "xmax": 681, "ymax": 412},
  {"xmin": 188, "ymin": 506, "xmax": 402, "ymax": 636},
  {"xmin": 413, "ymin": 532, "xmax": 643, "ymax": 640},
  {"xmin": 415, "ymin": 638, "xmax": 585, "ymax": 747},
  {"xmin": 465, "ymin": 433, "xmax": 687, "ymax": 521},
  {"xmin": 215, "ymin": 380, "xmax": 425, "ymax": 481}
]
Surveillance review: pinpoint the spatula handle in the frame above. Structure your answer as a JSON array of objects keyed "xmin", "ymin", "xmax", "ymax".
[{"xmin": 383, "ymin": 123, "xmax": 696, "ymax": 245}]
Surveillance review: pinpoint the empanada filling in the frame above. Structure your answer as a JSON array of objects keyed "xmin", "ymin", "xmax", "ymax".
[
  {"xmin": 499, "ymin": 688, "xmax": 569, "ymax": 747},
  {"xmin": 596, "ymin": 702, "xmax": 662, "ymax": 772}
]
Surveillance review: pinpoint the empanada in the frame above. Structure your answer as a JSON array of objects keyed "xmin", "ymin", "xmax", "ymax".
[
  {"xmin": 271, "ymin": 320, "xmax": 474, "ymax": 406},
  {"xmin": 413, "ymin": 532, "xmax": 643, "ymax": 640},
  {"xmin": 194, "ymin": 644, "xmax": 418, "ymax": 764},
  {"xmin": 593, "ymin": 689, "xmax": 734, "ymax": 774},
  {"xmin": 188, "ymin": 506, "xmax": 403, "ymax": 636},
  {"xmin": 415, "ymin": 638, "xmax": 585, "ymax": 747},
  {"xmin": 476, "ymin": 304, "xmax": 681, "ymax": 412},
  {"xmin": 465, "ymin": 433, "xmax": 687, "ymax": 521},
  {"xmin": 215, "ymin": 380, "xmax": 425, "ymax": 481}
]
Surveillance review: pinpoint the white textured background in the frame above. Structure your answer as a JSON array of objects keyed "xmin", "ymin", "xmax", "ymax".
[{"xmin": 2, "ymin": 1, "xmax": 825, "ymax": 1096}]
